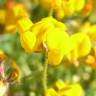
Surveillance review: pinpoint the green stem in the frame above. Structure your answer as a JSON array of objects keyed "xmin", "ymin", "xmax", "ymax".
[
  {"xmin": 49, "ymin": 8, "xmax": 53, "ymax": 16},
  {"xmin": 43, "ymin": 53, "xmax": 48, "ymax": 92}
]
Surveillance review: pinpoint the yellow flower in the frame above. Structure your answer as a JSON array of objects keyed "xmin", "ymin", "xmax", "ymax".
[
  {"xmin": 45, "ymin": 88, "xmax": 58, "ymax": 96},
  {"xmin": 55, "ymin": 80, "xmax": 68, "ymax": 90},
  {"xmin": 59, "ymin": 83, "xmax": 84, "ymax": 96},
  {"xmin": 55, "ymin": 8, "xmax": 65, "ymax": 20},
  {"xmin": 5, "ymin": 4, "xmax": 28, "ymax": 33},
  {"xmin": 39, "ymin": 0, "xmax": 53, "ymax": 10},
  {"xmin": 63, "ymin": 0, "xmax": 76, "ymax": 16},
  {"xmin": 87, "ymin": 25, "xmax": 96, "ymax": 41},
  {"xmin": 31, "ymin": 17, "xmax": 69, "ymax": 65},
  {"xmin": 85, "ymin": 47, "xmax": 96, "ymax": 68},
  {"xmin": 75, "ymin": 0, "xmax": 85, "ymax": 12},
  {"xmin": 20, "ymin": 31, "xmax": 36, "ymax": 53},
  {"xmin": 0, "ymin": 49, "xmax": 6, "ymax": 60},
  {"xmin": 17, "ymin": 17, "xmax": 33, "ymax": 33},
  {"xmin": 80, "ymin": 23, "xmax": 96, "ymax": 41},
  {"xmin": 5, "ymin": 7, "xmax": 17, "ymax": 32},
  {"xmin": 46, "ymin": 28, "xmax": 70, "ymax": 65},
  {"xmin": 0, "ymin": 9, "xmax": 6, "ymax": 24},
  {"xmin": 45, "ymin": 80, "xmax": 84, "ymax": 96},
  {"xmin": 31, "ymin": 16, "xmax": 67, "ymax": 53},
  {"xmin": 67, "ymin": 33, "xmax": 91, "ymax": 62},
  {"xmin": 86, "ymin": 55, "xmax": 96, "ymax": 65},
  {"xmin": 67, "ymin": 48, "xmax": 78, "ymax": 62},
  {"xmin": 9, "ymin": 4, "xmax": 28, "ymax": 20}
]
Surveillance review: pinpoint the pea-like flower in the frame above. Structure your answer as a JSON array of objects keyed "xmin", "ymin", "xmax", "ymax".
[
  {"xmin": 40, "ymin": 0, "xmax": 85, "ymax": 19},
  {"xmin": 67, "ymin": 33, "xmax": 91, "ymax": 62},
  {"xmin": 45, "ymin": 80, "xmax": 84, "ymax": 96}
]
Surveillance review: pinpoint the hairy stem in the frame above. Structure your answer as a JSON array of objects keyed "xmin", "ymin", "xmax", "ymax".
[{"xmin": 43, "ymin": 53, "xmax": 48, "ymax": 92}]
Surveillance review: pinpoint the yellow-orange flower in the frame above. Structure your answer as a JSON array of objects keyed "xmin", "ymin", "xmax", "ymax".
[{"xmin": 5, "ymin": 4, "xmax": 28, "ymax": 33}]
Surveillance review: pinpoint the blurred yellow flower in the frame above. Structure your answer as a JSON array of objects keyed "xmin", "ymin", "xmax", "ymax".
[
  {"xmin": 5, "ymin": 4, "xmax": 28, "ymax": 33},
  {"xmin": 0, "ymin": 9, "xmax": 6, "ymax": 24},
  {"xmin": 45, "ymin": 88, "xmax": 58, "ymax": 96},
  {"xmin": 59, "ymin": 83, "xmax": 84, "ymax": 96},
  {"xmin": 45, "ymin": 80, "xmax": 84, "ymax": 96},
  {"xmin": 85, "ymin": 47, "xmax": 96, "ymax": 68},
  {"xmin": 67, "ymin": 33, "xmax": 91, "ymax": 62},
  {"xmin": 9, "ymin": 4, "xmax": 28, "ymax": 20},
  {"xmin": 0, "ymin": 49, "xmax": 6, "ymax": 60},
  {"xmin": 40, "ymin": 0, "xmax": 85, "ymax": 19},
  {"xmin": 75, "ymin": 0, "xmax": 85, "ymax": 12}
]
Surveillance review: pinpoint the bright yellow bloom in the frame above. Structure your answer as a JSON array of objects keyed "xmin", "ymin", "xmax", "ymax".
[
  {"xmin": 63, "ymin": 0, "xmax": 76, "ymax": 16},
  {"xmin": 45, "ymin": 88, "xmax": 58, "ymax": 96},
  {"xmin": 31, "ymin": 17, "xmax": 69, "ymax": 65},
  {"xmin": 55, "ymin": 8, "xmax": 65, "ymax": 20},
  {"xmin": 31, "ymin": 16, "xmax": 67, "ymax": 52},
  {"xmin": 5, "ymin": 4, "xmax": 28, "ymax": 33},
  {"xmin": 75, "ymin": 0, "xmax": 85, "ymax": 12},
  {"xmin": 9, "ymin": 4, "xmax": 28, "ymax": 20},
  {"xmin": 20, "ymin": 31, "xmax": 36, "ymax": 53},
  {"xmin": 80, "ymin": 23, "xmax": 96, "ymax": 41},
  {"xmin": 85, "ymin": 47, "xmax": 96, "ymax": 68},
  {"xmin": 46, "ymin": 28, "xmax": 70, "ymax": 65},
  {"xmin": 17, "ymin": 17, "xmax": 33, "ymax": 33},
  {"xmin": 67, "ymin": 33, "xmax": 91, "ymax": 62},
  {"xmin": 86, "ymin": 55, "xmax": 95, "ymax": 64},
  {"xmin": 87, "ymin": 25, "xmax": 96, "ymax": 41},
  {"xmin": 55, "ymin": 80, "xmax": 68, "ymax": 90},
  {"xmin": 0, "ymin": 9, "xmax": 6, "ymax": 24},
  {"xmin": 40, "ymin": 0, "xmax": 85, "ymax": 19},
  {"xmin": 59, "ymin": 83, "xmax": 84, "ymax": 96},
  {"xmin": 45, "ymin": 80, "xmax": 84, "ymax": 96},
  {"xmin": 31, "ymin": 16, "xmax": 67, "ymax": 36}
]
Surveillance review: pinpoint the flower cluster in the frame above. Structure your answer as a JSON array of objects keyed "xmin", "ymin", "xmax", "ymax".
[
  {"xmin": 3, "ymin": 3, "xmax": 93, "ymax": 66},
  {"xmin": 40, "ymin": 0, "xmax": 85, "ymax": 19}
]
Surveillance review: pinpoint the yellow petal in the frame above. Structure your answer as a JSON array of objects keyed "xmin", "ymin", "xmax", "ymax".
[
  {"xmin": 20, "ymin": 31, "xmax": 36, "ymax": 53},
  {"xmin": 45, "ymin": 88, "xmax": 58, "ymax": 96},
  {"xmin": 0, "ymin": 49, "xmax": 6, "ymax": 60},
  {"xmin": 59, "ymin": 83, "xmax": 84, "ymax": 96},
  {"xmin": 63, "ymin": 0, "xmax": 76, "ymax": 16},
  {"xmin": 67, "ymin": 48, "xmax": 78, "ymax": 62},
  {"xmin": 0, "ymin": 9, "xmax": 6, "ymax": 24},
  {"xmin": 17, "ymin": 17, "xmax": 33, "ymax": 33},
  {"xmin": 75, "ymin": 0, "xmax": 85, "ymax": 11},
  {"xmin": 55, "ymin": 80, "xmax": 68, "ymax": 90},
  {"xmin": 11, "ymin": 4, "xmax": 28, "ymax": 19},
  {"xmin": 78, "ymin": 34, "xmax": 91, "ymax": 57}
]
